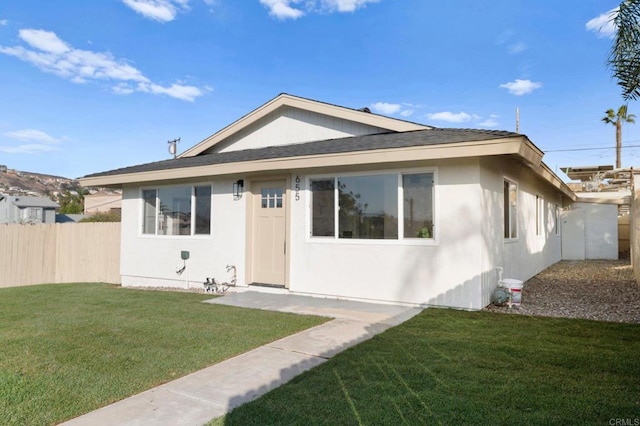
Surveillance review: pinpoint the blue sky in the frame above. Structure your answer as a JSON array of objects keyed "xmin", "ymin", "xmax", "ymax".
[{"xmin": 0, "ymin": 0, "xmax": 635, "ymax": 180}]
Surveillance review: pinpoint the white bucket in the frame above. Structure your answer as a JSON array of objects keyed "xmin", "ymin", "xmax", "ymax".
[{"xmin": 499, "ymin": 278, "xmax": 524, "ymax": 306}]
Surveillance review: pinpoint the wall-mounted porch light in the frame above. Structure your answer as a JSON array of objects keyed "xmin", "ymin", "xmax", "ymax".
[{"xmin": 233, "ymin": 179, "xmax": 244, "ymax": 199}]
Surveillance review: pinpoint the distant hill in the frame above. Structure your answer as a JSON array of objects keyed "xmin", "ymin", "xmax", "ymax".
[{"xmin": 0, "ymin": 167, "xmax": 80, "ymax": 199}]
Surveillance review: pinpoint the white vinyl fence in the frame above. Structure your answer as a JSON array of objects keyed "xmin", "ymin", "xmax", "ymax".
[{"xmin": 0, "ymin": 223, "xmax": 120, "ymax": 288}]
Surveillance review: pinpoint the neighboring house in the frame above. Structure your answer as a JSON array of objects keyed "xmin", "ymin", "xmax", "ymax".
[
  {"xmin": 80, "ymin": 93, "xmax": 576, "ymax": 310},
  {"xmin": 56, "ymin": 213, "xmax": 87, "ymax": 223},
  {"xmin": 84, "ymin": 192, "xmax": 122, "ymax": 215},
  {"xmin": 0, "ymin": 194, "xmax": 59, "ymax": 224}
]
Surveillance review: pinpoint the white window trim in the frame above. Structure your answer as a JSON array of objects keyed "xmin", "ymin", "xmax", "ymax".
[
  {"xmin": 504, "ymin": 177, "xmax": 519, "ymax": 242},
  {"xmin": 306, "ymin": 167, "xmax": 438, "ymax": 246},
  {"xmin": 536, "ymin": 194, "xmax": 544, "ymax": 237},
  {"xmin": 139, "ymin": 183, "xmax": 213, "ymax": 238}
]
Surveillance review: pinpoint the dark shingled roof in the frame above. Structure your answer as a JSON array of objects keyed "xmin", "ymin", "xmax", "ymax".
[{"xmin": 84, "ymin": 128, "xmax": 522, "ymax": 178}]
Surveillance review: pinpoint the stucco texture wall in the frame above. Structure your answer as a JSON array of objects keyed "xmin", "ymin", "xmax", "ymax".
[
  {"xmin": 288, "ymin": 159, "xmax": 485, "ymax": 310},
  {"xmin": 562, "ymin": 202, "xmax": 618, "ymax": 260},
  {"xmin": 479, "ymin": 157, "xmax": 563, "ymax": 300},
  {"xmin": 120, "ymin": 180, "xmax": 246, "ymax": 289}
]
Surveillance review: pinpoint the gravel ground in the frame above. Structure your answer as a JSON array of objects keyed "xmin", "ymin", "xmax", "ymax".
[{"xmin": 484, "ymin": 259, "xmax": 640, "ymax": 323}]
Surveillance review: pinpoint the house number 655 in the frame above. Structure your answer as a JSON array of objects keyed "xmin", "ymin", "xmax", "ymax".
[{"xmin": 294, "ymin": 176, "xmax": 301, "ymax": 201}]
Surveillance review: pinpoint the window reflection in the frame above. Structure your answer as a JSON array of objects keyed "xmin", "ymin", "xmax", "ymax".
[{"xmin": 338, "ymin": 174, "xmax": 398, "ymax": 239}]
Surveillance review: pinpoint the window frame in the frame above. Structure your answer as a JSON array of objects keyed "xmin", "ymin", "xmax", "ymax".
[
  {"xmin": 503, "ymin": 178, "xmax": 518, "ymax": 241},
  {"xmin": 140, "ymin": 183, "xmax": 212, "ymax": 237},
  {"xmin": 535, "ymin": 194, "xmax": 544, "ymax": 236},
  {"xmin": 307, "ymin": 168, "xmax": 437, "ymax": 245}
]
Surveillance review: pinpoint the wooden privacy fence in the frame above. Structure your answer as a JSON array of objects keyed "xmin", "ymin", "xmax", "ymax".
[{"xmin": 0, "ymin": 223, "xmax": 120, "ymax": 288}]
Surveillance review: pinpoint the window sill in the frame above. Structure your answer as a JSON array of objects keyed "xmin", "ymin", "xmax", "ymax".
[
  {"xmin": 306, "ymin": 237, "xmax": 438, "ymax": 246},
  {"xmin": 139, "ymin": 234, "xmax": 213, "ymax": 239}
]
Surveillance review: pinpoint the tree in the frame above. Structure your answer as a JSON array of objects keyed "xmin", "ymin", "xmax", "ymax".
[
  {"xmin": 609, "ymin": 1, "xmax": 640, "ymax": 100},
  {"xmin": 602, "ymin": 105, "xmax": 635, "ymax": 168},
  {"xmin": 57, "ymin": 190, "xmax": 84, "ymax": 214}
]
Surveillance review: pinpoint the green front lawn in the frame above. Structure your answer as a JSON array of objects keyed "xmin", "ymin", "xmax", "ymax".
[
  {"xmin": 0, "ymin": 283, "xmax": 327, "ymax": 425},
  {"xmin": 216, "ymin": 309, "xmax": 640, "ymax": 425}
]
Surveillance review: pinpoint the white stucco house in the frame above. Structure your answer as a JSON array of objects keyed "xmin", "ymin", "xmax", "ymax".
[{"xmin": 80, "ymin": 94, "xmax": 577, "ymax": 310}]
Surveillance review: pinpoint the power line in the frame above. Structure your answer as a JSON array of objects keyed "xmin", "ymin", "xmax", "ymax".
[{"xmin": 544, "ymin": 144, "xmax": 640, "ymax": 153}]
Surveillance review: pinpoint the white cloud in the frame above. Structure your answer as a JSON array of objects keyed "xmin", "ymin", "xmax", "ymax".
[
  {"xmin": 370, "ymin": 102, "xmax": 401, "ymax": 115},
  {"xmin": 586, "ymin": 8, "xmax": 618, "ymax": 39},
  {"xmin": 0, "ymin": 28, "xmax": 205, "ymax": 102},
  {"xmin": 400, "ymin": 109, "xmax": 414, "ymax": 117},
  {"xmin": 508, "ymin": 42, "xmax": 527, "ymax": 55},
  {"xmin": 478, "ymin": 114, "xmax": 500, "ymax": 128},
  {"xmin": 260, "ymin": 0, "xmax": 305, "ymax": 19},
  {"xmin": 0, "ymin": 19, "xmax": 8, "ymax": 26},
  {"xmin": 321, "ymin": 0, "xmax": 379, "ymax": 13},
  {"xmin": 137, "ymin": 81, "xmax": 205, "ymax": 102},
  {"xmin": 426, "ymin": 111, "xmax": 473, "ymax": 123},
  {"xmin": 260, "ymin": 0, "xmax": 377, "ymax": 20},
  {"xmin": 500, "ymin": 79, "xmax": 542, "ymax": 96},
  {"xmin": 4, "ymin": 129, "xmax": 60, "ymax": 144},
  {"xmin": 1, "ymin": 129, "xmax": 62, "ymax": 154},
  {"xmin": 18, "ymin": 28, "xmax": 70, "ymax": 54},
  {"xmin": 112, "ymin": 82, "xmax": 135, "ymax": 95},
  {"xmin": 122, "ymin": 0, "xmax": 190, "ymax": 22},
  {"xmin": 496, "ymin": 29, "xmax": 527, "ymax": 55},
  {"xmin": 0, "ymin": 144, "xmax": 61, "ymax": 154}
]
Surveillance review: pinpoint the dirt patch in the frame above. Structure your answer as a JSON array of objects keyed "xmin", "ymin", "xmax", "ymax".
[{"xmin": 484, "ymin": 260, "xmax": 640, "ymax": 323}]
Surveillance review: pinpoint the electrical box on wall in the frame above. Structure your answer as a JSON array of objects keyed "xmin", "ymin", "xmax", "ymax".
[{"xmin": 181, "ymin": 251, "xmax": 190, "ymax": 260}]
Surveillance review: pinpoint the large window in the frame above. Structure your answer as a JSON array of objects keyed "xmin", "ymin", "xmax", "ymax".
[
  {"xmin": 504, "ymin": 179, "xmax": 517, "ymax": 239},
  {"xmin": 195, "ymin": 186, "xmax": 212, "ymax": 234},
  {"xmin": 142, "ymin": 189, "xmax": 156, "ymax": 234},
  {"xmin": 339, "ymin": 174, "xmax": 398, "ymax": 239},
  {"xmin": 311, "ymin": 180, "xmax": 334, "ymax": 236},
  {"xmin": 142, "ymin": 185, "xmax": 211, "ymax": 236},
  {"xmin": 403, "ymin": 173, "xmax": 434, "ymax": 239},
  {"xmin": 310, "ymin": 171, "xmax": 434, "ymax": 240}
]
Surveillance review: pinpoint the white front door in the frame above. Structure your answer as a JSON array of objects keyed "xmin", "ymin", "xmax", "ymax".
[{"xmin": 252, "ymin": 180, "xmax": 286, "ymax": 286}]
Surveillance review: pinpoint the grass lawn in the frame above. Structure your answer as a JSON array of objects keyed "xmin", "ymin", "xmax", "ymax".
[
  {"xmin": 215, "ymin": 309, "xmax": 640, "ymax": 425},
  {"xmin": 0, "ymin": 283, "xmax": 327, "ymax": 426}
]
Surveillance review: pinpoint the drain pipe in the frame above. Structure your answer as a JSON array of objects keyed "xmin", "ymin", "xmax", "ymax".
[{"xmin": 226, "ymin": 265, "xmax": 237, "ymax": 287}]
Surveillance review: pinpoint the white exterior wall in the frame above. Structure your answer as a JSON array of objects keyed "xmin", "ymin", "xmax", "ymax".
[
  {"xmin": 562, "ymin": 202, "xmax": 618, "ymax": 260},
  {"xmin": 288, "ymin": 159, "xmax": 485, "ymax": 310},
  {"xmin": 479, "ymin": 157, "xmax": 563, "ymax": 305},
  {"xmin": 119, "ymin": 178, "xmax": 247, "ymax": 289},
  {"xmin": 117, "ymin": 156, "xmax": 567, "ymax": 309},
  {"xmin": 213, "ymin": 106, "xmax": 388, "ymax": 153}
]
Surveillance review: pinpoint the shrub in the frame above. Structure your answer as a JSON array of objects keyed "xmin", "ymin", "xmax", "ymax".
[{"xmin": 80, "ymin": 212, "xmax": 121, "ymax": 222}]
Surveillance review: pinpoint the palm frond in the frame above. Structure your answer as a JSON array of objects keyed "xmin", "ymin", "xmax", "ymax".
[{"xmin": 608, "ymin": 0, "xmax": 640, "ymax": 100}]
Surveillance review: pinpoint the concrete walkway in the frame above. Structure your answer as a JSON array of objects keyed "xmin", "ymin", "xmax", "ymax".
[{"xmin": 61, "ymin": 292, "xmax": 423, "ymax": 426}]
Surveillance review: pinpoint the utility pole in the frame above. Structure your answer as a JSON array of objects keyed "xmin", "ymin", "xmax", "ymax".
[{"xmin": 168, "ymin": 137, "xmax": 180, "ymax": 159}]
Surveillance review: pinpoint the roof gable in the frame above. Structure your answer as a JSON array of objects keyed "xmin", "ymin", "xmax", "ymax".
[
  {"xmin": 179, "ymin": 93, "xmax": 430, "ymax": 158},
  {"xmin": 10, "ymin": 196, "xmax": 59, "ymax": 208}
]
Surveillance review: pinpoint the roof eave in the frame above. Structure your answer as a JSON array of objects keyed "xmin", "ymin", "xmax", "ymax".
[{"xmin": 81, "ymin": 136, "xmax": 541, "ymax": 187}]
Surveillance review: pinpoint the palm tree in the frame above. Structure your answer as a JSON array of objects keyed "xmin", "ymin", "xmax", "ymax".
[
  {"xmin": 602, "ymin": 105, "xmax": 636, "ymax": 168},
  {"xmin": 609, "ymin": 1, "xmax": 640, "ymax": 100}
]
